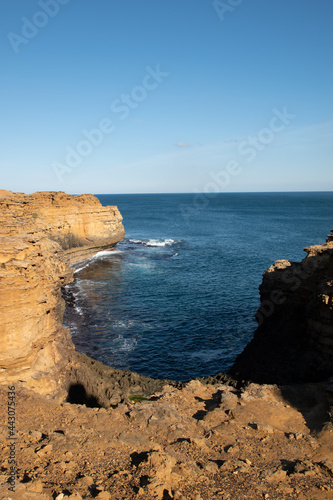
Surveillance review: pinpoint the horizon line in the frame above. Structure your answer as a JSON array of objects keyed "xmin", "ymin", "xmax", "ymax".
[{"xmin": 93, "ymin": 190, "xmax": 333, "ymax": 196}]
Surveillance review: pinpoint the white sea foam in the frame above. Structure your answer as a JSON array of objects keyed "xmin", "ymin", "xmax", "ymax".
[
  {"xmin": 73, "ymin": 249, "xmax": 123, "ymax": 273},
  {"xmin": 146, "ymin": 238, "xmax": 176, "ymax": 247},
  {"xmin": 113, "ymin": 319, "xmax": 137, "ymax": 330},
  {"xmin": 73, "ymin": 263, "xmax": 90, "ymax": 274},
  {"xmin": 94, "ymin": 249, "xmax": 123, "ymax": 258},
  {"xmin": 129, "ymin": 238, "xmax": 179, "ymax": 247},
  {"xmin": 74, "ymin": 305, "xmax": 84, "ymax": 316},
  {"xmin": 114, "ymin": 334, "xmax": 138, "ymax": 352},
  {"xmin": 129, "ymin": 239, "xmax": 143, "ymax": 244},
  {"xmin": 128, "ymin": 262, "xmax": 154, "ymax": 271},
  {"xmin": 120, "ymin": 338, "xmax": 138, "ymax": 352}
]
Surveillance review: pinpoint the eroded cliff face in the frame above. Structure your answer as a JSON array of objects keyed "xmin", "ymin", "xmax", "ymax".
[
  {"xmin": 1, "ymin": 190, "xmax": 125, "ymax": 262},
  {"xmin": 230, "ymin": 231, "xmax": 333, "ymax": 384},
  {"xmin": 0, "ymin": 190, "xmax": 125, "ymax": 396}
]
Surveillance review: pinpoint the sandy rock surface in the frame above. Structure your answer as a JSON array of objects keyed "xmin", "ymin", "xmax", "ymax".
[{"xmin": 1, "ymin": 380, "xmax": 333, "ymax": 500}]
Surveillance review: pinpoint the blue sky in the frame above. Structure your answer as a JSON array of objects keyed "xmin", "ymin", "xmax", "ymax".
[{"xmin": 1, "ymin": 0, "xmax": 332, "ymax": 194}]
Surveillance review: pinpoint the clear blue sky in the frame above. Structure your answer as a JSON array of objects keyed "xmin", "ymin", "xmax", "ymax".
[{"xmin": 1, "ymin": 0, "xmax": 332, "ymax": 194}]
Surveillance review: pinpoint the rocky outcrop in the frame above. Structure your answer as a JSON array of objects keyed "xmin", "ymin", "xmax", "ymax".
[
  {"xmin": 230, "ymin": 232, "xmax": 333, "ymax": 384},
  {"xmin": 0, "ymin": 190, "xmax": 125, "ymax": 396},
  {"xmin": 0, "ymin": 190, "xmax": 125, "ymax": 263},
  {"xmin": 65, "ymin": 351, "xmax": 182, "ymax": 409}
]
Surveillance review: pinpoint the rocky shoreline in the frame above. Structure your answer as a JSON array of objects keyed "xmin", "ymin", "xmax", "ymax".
[{"xmin": 0, "ymin": 190, "xmax": 333, "ymax": 499}]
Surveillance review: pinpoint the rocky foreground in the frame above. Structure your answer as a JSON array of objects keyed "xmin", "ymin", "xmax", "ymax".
[
  {"xmin": 1, "ymin": 378, "xmax": 333, "ymax": 500},
  {"xmin": 0, "ymin": 191, "xmax": 333, "ymax": 499}
]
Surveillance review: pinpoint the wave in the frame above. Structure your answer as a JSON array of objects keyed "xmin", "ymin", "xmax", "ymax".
[
  {"xmin": 94, "ymin": 249, "xmax": 123, "ymax": 258},
  {"xmin": 112, "ymin": 319, "xmax": 137, "ymax": 330},
  {"xmin": 129, "ymin": 238, "xmax": 179, "ymax": 248},
  {"xmin": 73, "ymin": 249, "xmax": 123, "ymax": 274},
  {"xmin": 74, "ymin": 305, "xmax": 84, "ymax": 316},
  {"xmin": 112, "ymin": 333, "xmax": 139, "ymax": 353},
  {"xmin": 73, "ymin": 263, "xmax": 90, "ymax": 274}
]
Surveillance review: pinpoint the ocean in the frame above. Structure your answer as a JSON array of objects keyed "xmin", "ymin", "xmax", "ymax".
[{"xmin": 63, "ymin": 192, "xmax": 333, "ymax": 381}]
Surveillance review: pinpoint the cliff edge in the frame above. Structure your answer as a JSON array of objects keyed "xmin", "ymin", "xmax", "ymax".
[
  {"xmin": 0, "ymin": 190, "xmax": 125, "ymax": 396},
  {"xmin": 230, "ymin": 230, "xmax": 333, "ymax": 384}
]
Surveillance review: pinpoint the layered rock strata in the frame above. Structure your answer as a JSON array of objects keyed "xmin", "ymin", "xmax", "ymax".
[
  {"xmin": 0, "ymin": 190, "xmax": 125, "ymax": 262},
  {"xmin": 230, "ymin": 232, "xmax": 333, "ymax": 384},
  {"xmin": 0, "ymin": 190, "xmax": 125, "ymax": 396}
]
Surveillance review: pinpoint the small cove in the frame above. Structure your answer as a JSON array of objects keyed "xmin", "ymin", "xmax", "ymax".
[{"xmin": 63, "ymin": 192, "xmax": 333, "ymax": 381}]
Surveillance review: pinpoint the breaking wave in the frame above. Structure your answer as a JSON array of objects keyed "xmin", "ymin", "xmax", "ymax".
[
  {"xmin": 129, "ymin": 238, "xmax": 180, "ymax": 247},
  {"xmin": 73, "ymin": 249, "xmax": 123, "ymax": 274}
]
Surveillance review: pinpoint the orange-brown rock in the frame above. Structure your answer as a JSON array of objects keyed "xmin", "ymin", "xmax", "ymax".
[
  {"xmin": 0, "ymin": 190, "xmax": 125, "ymax": 263},
  {"xmin": 230, "ymin": 232, "xmax": 333, "ymax": 384},
  {"xmin": 1, "ymin": 380, "xmax": 333, "ymax": 500},
  {"xmin": 0, "ymin": 190, "xmax": 125, "ymax": 395}
]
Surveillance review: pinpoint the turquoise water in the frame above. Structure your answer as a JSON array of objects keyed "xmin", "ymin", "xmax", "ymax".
[{"xmin": 63, "ymin": 192, "xmax": 333, "ymax": 381}]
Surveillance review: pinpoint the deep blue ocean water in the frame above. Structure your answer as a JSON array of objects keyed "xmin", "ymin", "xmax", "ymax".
[{"xmin": 63, "ymin": 192, "xmax": 333, "ymax": 381}]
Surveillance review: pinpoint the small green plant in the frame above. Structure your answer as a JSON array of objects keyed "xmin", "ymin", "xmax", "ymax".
[
  {"xmin": 32, "ymin": 213, "xmax": 39, "ymax": 218},
  {"xmin": 129, "ymin": 394, "xmax": 149, "ymax": 403}
]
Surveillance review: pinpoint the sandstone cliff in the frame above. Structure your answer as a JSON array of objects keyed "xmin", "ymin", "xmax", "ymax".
[
  {"xmin": 0, "ymin": 190, "xmax": 125, "ymax": 262},
  {"xmin": 0, "ymin": 190, "xmax": 125, "ymax": 396},
  {"xmin": 230, "ymin": 231, "xmax": 333, "ymax": 384}
]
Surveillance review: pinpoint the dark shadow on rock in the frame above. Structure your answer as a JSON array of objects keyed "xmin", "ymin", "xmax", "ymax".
[
  {"xmin": 192, "ymin": 409, "xmax": 207, "ymax": 421},
  {"xmin": 279, "ymin": 382, "xmax": 331, "ymax": 433},
  {"xmin": 65, "ymin": 350, "xmax": 183, "ymax": 410},
  {"xmin": 88, "ymin": 484, "xmax": 101, "ymax": 498},
  {"xmin": 280, "ymin": 459, "xmax": 297, "ymax": 474},
  {"xmin": 130, "ymin": 451, "xmax": 150, "ymax": 467},
  {"xmin": 139, "ymin": 475, "xmax": 150, "ymax": 487},
  {"xmin": 193, "ymin": 389, "xmax": 230, "ymax": 420},
  {"xmin": 66, "ymin": 383, "xmax": 101, "ymax": 408},
  {"xmin": 197, "ymin": 372, "xmax": 239, "ymax": 388},
  {"xmin": 172, "ymin": 438, "xmax": 191, "ymax": 444},
  {"xmin": 162, "ymin": 490, "xmax": 173, "ymax": 500}
]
